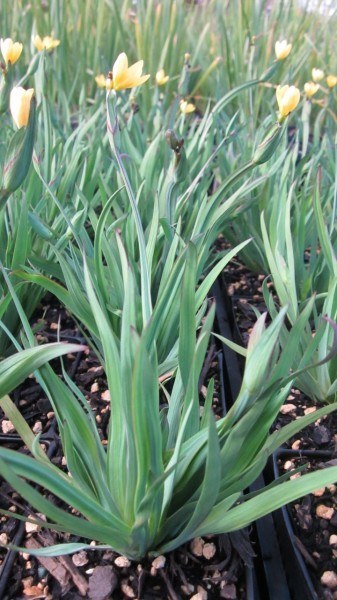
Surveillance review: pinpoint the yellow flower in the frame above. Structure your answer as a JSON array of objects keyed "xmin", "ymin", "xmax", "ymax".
[
  {"xmin": 10, "ymin": 86, "xmax": 34, "ymax": 128},
  {"xmin": 155, "ymin": 69, "xmax": 169, "ymax": 86},
  {"xmin": 304, "ymin": 81, "xmax": 319, "ymax": 97},
  {"xmin": 276, "ymin": 85, "xmax": 300, "ymax": 117},
  {"xmin": 33, "ymin": 34, "xmax": 60, "ymax": 52},
  {"xmin": 95, "ymin": 74, "xmax": 107, "ymax": 88},
  {"xmin": 0, "ymin": 38, "xmax": 23, "ymax": 66},
  {"xmin": 327, "ymin": 75, "xmax": 337, "ymax": 89},
  {"xmin": 110, "ymin": 52, "xmax": 150, "ymax": 91},
  {"xmin": 275, "ymin": 40, "xmax": 292, "ymax": 60},
  {"xmin": 180, "ymin": 99, "xmax": 195, "ymax": 114},
  {"xmin": 312, "ymin": 68, "xmax": 324, "ymax": 82}
]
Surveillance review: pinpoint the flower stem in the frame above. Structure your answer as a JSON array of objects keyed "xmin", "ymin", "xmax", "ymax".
[{"xmin": 106, "ymin": 92, "xmax": 152, "ymax": 325}]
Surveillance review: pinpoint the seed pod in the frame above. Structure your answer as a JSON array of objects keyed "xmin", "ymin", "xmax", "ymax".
[{"xmin": 253, "ymin": 122, "xmax": 285, "ymax": 165}]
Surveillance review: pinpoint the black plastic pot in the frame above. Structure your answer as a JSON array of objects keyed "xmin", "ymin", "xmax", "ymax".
[
  {"xmin": 0, "ymin": 338, "xmax": 84, "ymax": 599},
  {"xmin": 213, "ymin": 274, "xmax": 292, "ymax": 600},
  {"xmin": 267, "ymin": 448, "xmax": 335, "ymax": 600}
]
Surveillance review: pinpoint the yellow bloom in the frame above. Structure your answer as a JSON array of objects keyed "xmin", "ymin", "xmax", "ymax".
[
  {"xmin": 111, "ymin": 52, "xmax": 150, "ymax": 91},
  {"xmin": 33, "ymin": 34, "xmax": 60, "ymax": 52},
  {"xmin": 180, "ymin": 99, "xmax": 195, "ymax": 114},
  {"xmin": 95, "ymin": 74, "xmax": 106, "ymax": 88},
  {"xmin": 275, "ymin": 40, "xmax": 292, "ymax": 60},
  {"xmin": 327, "ymin": 75, "xmax": 337, "ymax": 89},
  {"xmin": 276, "ymin": 85, "xmax": 300, "ymax": 117},
  {"xmin": 155, "ymin": 69, "xmax": 169, "ymax": 86},
  {"xmin": 304, "ymin": 81, "xmax": 319, "ymax": 97},
  {"xmin": 0, "ymin": 38, "xmax": 23, "ymax": 66},
  {"xmin": 312, "ymin": 68, "xmax": 324, "ymax": 82},
  {"xmin": 10, "ymin": 86, "xmax": 34, "ymax": 128}
]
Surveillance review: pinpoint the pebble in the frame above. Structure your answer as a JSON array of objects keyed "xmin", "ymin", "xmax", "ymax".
[
  {"xmin": 284, "ymin": 460, "xmax": 295, "ymax": 471},
  {"xmin": 114, "ymin": 556, "xmax": 131, "ymax": 568},
  {"xmin": 0, "ymin": 533, "xmax": 8, "ymax": 544},
  {"xmin": 25, "ymin": 520, "xmax": 39, "ymax": 533},
  {"xmin": 91, "ymin": 382, "xmax": 99, "ymax": 393},
  {"xmin": 316, "ymin": 505, "xmax": 334, "ymax": 520},
  {"xmin": 304, "ymin": 407, "xmax": 316, "ymax": 415},
  {"xmin": 291, "ymin": 440, "xmax": 301, "ymax": 450},
  {"xmin": 190, "ymin": 588, "xmax": 207, "ymax": 600},
  {"xmin": 190, "ymin": 537, "xmax": 204, "ymax": 557},
  {"xmin": 101, "ymin": 390, "xmax": 111, "ymax": 402},
  {"xmin": 72, "ymin": 551, "xmax": 88, "ymax": 566},
  {"xmin": 120, "ymin": 582, "xmax": 135, "ymax": 598},
  {"xmin": 152, "ymin": 555, "xmax": 166, "ymax": 569},
  {"xmin": 32, "ymin": 421, "xmax": 42, "ymax": 434},
  {"xmin": 313, "ymin": 487, "xmax": 326, "ymax": 497},
  {"xmin": 202, "ymin": 543, "xmax": 216, "ymax": 560},
  {"xmin": 220, "ymin": 584, "xmax": 237, "ymax": 599},
  {"xmin": 280, "ymin": 404, "xmax": 296, "ymax": 414},
  {"xmin": 1, "ymin": 420, "xmax": 15, "ymax": 434},
  {"xmin": 22, "ymin": 576, "xmax": 34, "ymax": 589},
  {"xmin": 321, "ymin": 571, "xmax": 337, "ymax": 589},
  {"xmin": 330, "ymin": 535, "xmax": 337, "ymax": 546}
]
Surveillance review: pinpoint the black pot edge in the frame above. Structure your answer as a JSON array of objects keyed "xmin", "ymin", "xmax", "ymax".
[
  {"xmin": 212, "ymin": 274, "xmax": 292, "ymax": 600},
  {"xmin": 0, "ymin": 348, "xmax": 84, "ymax": 599},
  {"xmin": 266, "ymin": 451, "xmax": 323, "ymax": 600}
]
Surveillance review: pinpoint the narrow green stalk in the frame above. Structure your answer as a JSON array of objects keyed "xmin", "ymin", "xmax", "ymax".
[{"xmin": 106, "ymin": 92, "xmax": 152, "ymax": 325}]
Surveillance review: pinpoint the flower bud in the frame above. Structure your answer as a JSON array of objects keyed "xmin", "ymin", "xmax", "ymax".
[
  {"xmin": 275, "ymin": 40, "xmax": 292, "ymax": 60},
  {"xmin": 180, "ymin": 99, "xmax": 195, "ymax": 114},
  {"xmin": 304, "ymin": 81, "xmax": 319, "ymax": 98},
  {"xmin": 95, "ymin": 73, "xmax": 106, "ymax": 88},
  {"xmin": 33, "ymin": 34, "xmax": 60, "ymax": 52},
  {"xmin": 327, "ymin": 75, "xmax": 337, "ymax": 89},
  {"xmin": 0, "ymin": 38, "xmax": 23, "ymax": 66},
  {"xmin": 155, "ymin": 69, "xmax": 169, "ymax": 86},
  {"xmin": 10, "ymin": 87, "xmax": 34, "ymax": 128},
  {"xmin": 276, "ymin": 85, "xmax": 300, "ymax": 118},
  {"xmin": 0, "ymin": 90, "xmax": 36, "ymax": 205},
  {"xmin": 312, "ymin": 68, "xmax": 324, "ymax": 82},
  {"xmin": 253, "ymin": 122, "xmax": 284, "ymax": 165},
  {"xmin": 28, "ymin": 212, "xmax": 54, "ymax": 240}
]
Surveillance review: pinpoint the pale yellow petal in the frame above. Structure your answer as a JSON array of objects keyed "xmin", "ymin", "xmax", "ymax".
[
  {"xmin": 312, "ymin": 68, "xmax": 324, "ymax": 82},
  {"xmin": 33, "ymin": 35, "xmax": 44, "ymax": 51},
  {"xmin": 1, "ymin": 38, "xmax": 12, "ymax": 63},
  {"xmin": 304, "ymin": 81, "xmax": 319, "ymax": 97},
  {"xmin": 326, "ymin": 75, "xmax": 337, "ymax": 88},
  {"xmin": 276, "ymin": 85, "xmax": 289, "ymax": 111},
  {"xmin": 1, "ymin": 38, "xmax": 22, "ymax": 65},
  {"xmin": 125, "ymin": 60, "xmax": 144, "ymax": 80},
  {"xmin": 10, "ymin": 87, "xmax": 34, "ymax": 128},
  {"xmin": 95, "ymin": 74, "xmax": 106, "ymax": 88},
  {"xmin": 113, "ymin": 52, "xmax": 129, "ymax": 87}
]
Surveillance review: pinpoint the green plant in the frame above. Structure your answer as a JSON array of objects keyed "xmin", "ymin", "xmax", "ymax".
[{"xmin": 1, "ymin": 246, "xmax": 337, "ymax": 559}]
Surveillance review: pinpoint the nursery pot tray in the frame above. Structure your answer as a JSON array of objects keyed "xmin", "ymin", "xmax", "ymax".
[
  {"xmin": 269, "ymin": 448, "xmax": 337, "ymax": 600},
  {"xmin": 213, "ymin": 274, "xmax": 292, "ymax": 600}
]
